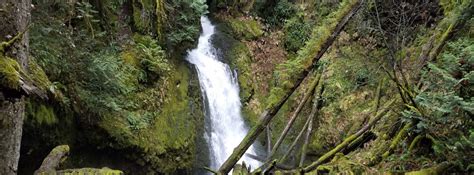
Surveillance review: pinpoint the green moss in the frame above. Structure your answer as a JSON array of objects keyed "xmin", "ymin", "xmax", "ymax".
[
  {"xmin": 132, "ymin": 0, "xmax": 166, "ymax": 39},
  {"xmin": 98, "ymin": 61, "xmax": 198, "ymax": 173},
  {"xmin": 227, "ymin": 18, "xmax": 264, "ymax": 40},
  {"xmin": 58, "ymin": 167, "xmax": 123, "ymax": 175},
  {"xmin": 50, "ymin": 145, "xmax": 70, "ymax": 155},
  {"xmin": 0, "ymin": 55, "xmax": 21, "ymax": 90},
  {"xmin": 283, "ymin": 14, "xmax": 312, "ymax": 52},
  {"xmin": 28, "ymin": 58, "xmax": 52, "ymax": 92},
  {"xmin": 229, "ymin": 42, "xmax": 254, "ymax": 102},
  {"xmin": 121, "ymin": 51, "xmax": 139, "ymax": 68},
  {"xmin": 439, "ymin": 0, "xmax": 471, "ymax": 15},
  {"xmin": 269, "ymin": 0, "xmax": 360, "ymax": 108},
  {"xmin": 308, "ymin": 154, "xmax": 370, "ymax": 174}
]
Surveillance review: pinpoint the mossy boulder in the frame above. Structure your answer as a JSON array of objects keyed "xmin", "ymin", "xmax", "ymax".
[{"xmin": 98, "ymin": 61, "xmax": 202, "ymax": 173}]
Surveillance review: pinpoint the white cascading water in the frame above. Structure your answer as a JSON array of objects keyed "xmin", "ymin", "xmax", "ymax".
[{"xmin": 187, "ymin": 16, "xmax": 261, "ymax": 171}]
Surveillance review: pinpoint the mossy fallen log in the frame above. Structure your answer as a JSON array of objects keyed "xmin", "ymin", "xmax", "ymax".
[
  {"xmin": 302, "ymin": 99, "xmax": 395, "ymax": 173},
  {"xmin": 404, "ymin": 162, "xmax": 452, "ymax": 175},
  {"xmin": 382, "ymin": 121, "xmax": 413, "ymax": 159},
  {"xmin": 34, "ymin": 145, "xmax": 70, "ymax": 174},
  {"xmin": 34, "ymin": 145, "xmax": 123, "ymax": 175}
]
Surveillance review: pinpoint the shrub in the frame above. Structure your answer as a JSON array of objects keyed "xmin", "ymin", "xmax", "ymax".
[
  {"xmin": 266, "ymin": 0, "xmax": 296, "ymax": 27},
  {"xmin": 283, "ymin": 14, "xmax": 312, "ymax": 52},
  {"xmin": 133, "ymin": 35, "xmax": 171, "ymax": 82},
  {"xmin": 402, "ymin": 38, "xmax": 474, "ymax": 169}
]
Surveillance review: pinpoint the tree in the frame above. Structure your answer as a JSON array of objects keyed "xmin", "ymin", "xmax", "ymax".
[{"xmin": 0, "ymin": 0, "xmax": 31, "ymax": 174}]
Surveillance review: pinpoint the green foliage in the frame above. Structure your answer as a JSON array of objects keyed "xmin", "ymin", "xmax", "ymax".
[
  {"xmin": 133, "ymin": 34, "xmax": 171, "ymax": 82},
  {"xmin": 126, "ymin": 112, "xmax": 154, "ymax": 130},
  {"xmin": 24, "ymin": 1, "xmax": 203, "ymax": 173},
  {"xmin": 132, "ymin": 0, "xmax": 163, "ymax": 36},
  {"xmin": 402, "ymin": 37, "xmax": 473, "ymax": 169},
  {"xmin": 439, "ymin": 0, "xmax": 471, "ymax": 15},
  {"xmin": 283, "ymin": 14, "xmax": 312, "ymax": 52},
  {"xmin": 263, "ymin": 0, "xmax": 296, "ymax": 27},
  {"xmin": 98, "ymin": 63, "xmax": 198, "ymax": 173},
  {"xmin": 25, "ymin": 100, "xmax": 58, "ymax": 125},
  {"xmin": 269, "ymin": 0, "xmax": 359, "ymax": 107},
  {"xmin": 76, "ymin": 1, "xmax": 100, "ymax": 38},
  {"xmin": 84, "ymin": 49, "xmax": 137, "ymax": 93},
  {"xmin": 0, "ymin": 55, "xmax": 21, "ymax": 90},
  {"xmin": 165, "ymin": 0, "xmax": 208, "ymax": 47}
]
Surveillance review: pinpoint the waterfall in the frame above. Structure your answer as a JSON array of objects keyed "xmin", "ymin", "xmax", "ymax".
[{"xmin": 187, "ymin": 16, "xmax": 261, "ymax": 171}]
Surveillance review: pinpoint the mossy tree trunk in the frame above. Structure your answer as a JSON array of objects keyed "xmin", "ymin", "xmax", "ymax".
[{"xmin": 0, "ymin": 0, "xmax": 31, "ymax": 174}]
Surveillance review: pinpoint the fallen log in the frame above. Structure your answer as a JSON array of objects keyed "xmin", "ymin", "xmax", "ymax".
[
  {"xmin": 302, "ymin": 99, "xmax": 395, "ymax": 173},
  {"xmin": 268, "ymin": 73, "xmax": 321, "ymax": 160},
  {"xmin": 299, "ymin": 84, "xmax": 325, "ymax": 167},
  {"xmin": 34, "ymin": 145, "xmax": 123, "ymax": 175},
  {"xmin": 34, "ymin": 145, "xmax": 70, "ymax": 175}
]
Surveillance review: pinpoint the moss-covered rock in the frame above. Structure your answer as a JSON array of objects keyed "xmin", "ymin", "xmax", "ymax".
[{"xmin": 98, "ymin": 59, "xmax": 201, "ymax": 173}]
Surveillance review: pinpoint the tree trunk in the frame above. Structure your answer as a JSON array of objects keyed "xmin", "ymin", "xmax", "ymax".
[{"xmin": 0, "ymin": 0, "xmax": 31, "ymax": 174}]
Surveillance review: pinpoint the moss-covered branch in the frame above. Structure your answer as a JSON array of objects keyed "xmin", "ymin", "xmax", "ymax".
[
  {"xmin": 0, "ymin": 25, "xmax": 28, "ymax": 53},
  {"xmin": 302, "ymin": 99, "xmax": 395, "ymax": 173}
]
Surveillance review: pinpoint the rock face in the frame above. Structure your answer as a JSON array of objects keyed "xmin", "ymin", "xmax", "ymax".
[{"xmin": 0, "ymin": 0, "xmax": 31, "ymax": 174}]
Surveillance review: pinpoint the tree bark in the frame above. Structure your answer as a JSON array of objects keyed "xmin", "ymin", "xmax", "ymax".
[{"xmin": 0, "ymin": 0, "xmax": 31, "ymax": 174}]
